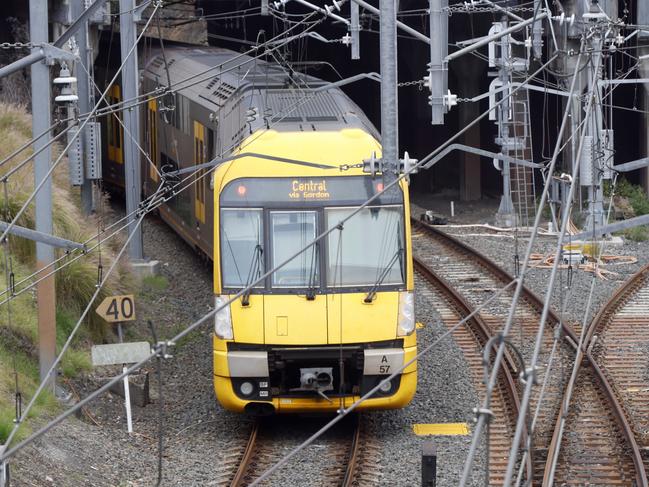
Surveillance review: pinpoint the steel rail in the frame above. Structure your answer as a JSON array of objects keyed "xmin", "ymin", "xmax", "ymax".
[
  {"xmin": 580, "ymin": 263, "xmax": 649, "ymax": 484},
  {"xmin": 412, "ymin": 219, "xmax": 569, "ymax": 333},
  {"xmin": 341, "ymin": 414, "xmax": 362, "ymax": 487},
  {"xmin": 414, "ymin": 219, "xmax": 647, "ymax": 485},
  {"xmin": 542, "ymin": 355, "xmax": 648, "ymax": 486},
  {"xmin": 585, "ymin": 263, "xmax": 649, "ymax": 345},
  {"xmin": 413, "ymin": 257, "xmax": 532, "ymax": 482},
  {"xmin": 230, "ymin": 420, "xmax": 260, "ymax": 487}
]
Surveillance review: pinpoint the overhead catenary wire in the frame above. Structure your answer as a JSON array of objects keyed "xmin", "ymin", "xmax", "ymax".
[
  {"xmin": 0, "ymin": 2, "xmax": 161, "ymax": 258},
  {"xmin": 0, "ymin": 52, "xmax": 558, "ymax": 463},
  {"xmin": 0, "ymin": 181, "xmax": 162, "ymax": 451},
  {"xmin": 497, "ymin": 37, "xmax": 604, "ymax": 487},
  {"xmin": 458, "ymin": 38, "xmax": 587, "ymax": 486},
  {"xmin": 543, "ymin": 174, "xmax": 627, "ymax": 485}
]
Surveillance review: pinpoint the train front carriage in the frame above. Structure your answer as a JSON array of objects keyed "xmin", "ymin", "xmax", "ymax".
[
  {"xmin": 212, "ymin": 131, "xmax": 417, "ymax": 414},
  {"xmin": 126, "ymin": 45, "xmax": 417, "ymax": 414}
]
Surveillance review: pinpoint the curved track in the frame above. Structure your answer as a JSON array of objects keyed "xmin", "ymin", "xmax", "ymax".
[
  {"xmin": 412, "ymin": 219, "xmax": 646, "ymax": 485},
  {"xmin": 222, "ymin": 414, "xmax": 379, "ymax": 486},
  {"xmin": 414, "ymin": 258, "xmax": 530, "ymax": 484},
  {"xmin": 585, "ymin": 263, "xmax": 649, "ymax": 477}
]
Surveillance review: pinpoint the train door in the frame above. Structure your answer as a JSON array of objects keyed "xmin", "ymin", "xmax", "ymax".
[
  {"xmin": 146, "ymin": 98, "xmax": 159, "ymax": 183},
  {"xmin": 107, "ymin": 85, "xmax": 123, "ymax": 164},
  {"xmin": 193, "ymin": 121, "xmax": 207, "ymax": 224}
]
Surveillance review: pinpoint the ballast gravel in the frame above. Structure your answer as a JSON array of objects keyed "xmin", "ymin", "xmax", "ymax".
[{"xmin": 15, "ymin": 196, "xmax": 646, "ymax": 486}]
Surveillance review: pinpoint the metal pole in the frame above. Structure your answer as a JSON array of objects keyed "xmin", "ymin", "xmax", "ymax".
[
  {"xmin": 350, "ymin": 1, "xmax": 360, "ymax": 60},
  {"xmin": 116, "ymin": 323, "xmax": 133, "ymax": 434},
  {"xmin": 72, "ymin": 0, "xmax": 94, "ymax": 215},
  {"xmin": 379, "ymin": 0, "xmax": 398, "ymax": 181},
  {"xmin": 429, "ymin": 0, "xmax": 448, "ymax": 125},
  {"xmin": 585, "ymin": 27, "xmax": 605, "ymax": 230},
  {"xmin": 350, "ymin": 0, "xmax": 430, "ymax": 45},
  {"xmin": 119, "ymin": 0, "xmax": 143, "ymax": 260},
  {"xmin": 496, "ymin": 15, "xmax": 516, "ymax": 226},
  {"xmin": 30, "ymin": 0, "xmax": 57, "ymax": 391}
]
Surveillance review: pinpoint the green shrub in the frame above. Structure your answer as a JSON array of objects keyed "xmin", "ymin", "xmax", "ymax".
[
  {"xmin": 615, "ymin": 178, "xmax": 649, "ymax": 216},
  {"xmin": 60, "ymin": 349, "xmax": 91, "ymax": 378},
  {"xmin": 623, "ymin": 226, "xmax": 649, "ymax": 242},
  {"xmin": 0, "ymin": 104, "xmax": 132, "ymax": 430},
  {"xmin": 142, "ymin": 274, "xmax": 168, "ymax": 291}
]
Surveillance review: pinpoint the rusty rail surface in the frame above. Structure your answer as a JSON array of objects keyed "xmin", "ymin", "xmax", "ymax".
[
  {"xmin": 412, "ymin": 219, "xmax": 646, "ymax": 485},
  {"xmin": 414, "ymin": 257, "xmax": 532, "ymax": 484}
]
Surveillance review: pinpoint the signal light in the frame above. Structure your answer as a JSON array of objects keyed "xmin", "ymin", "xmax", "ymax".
[{"xmin": 237, "ymin": 185, "xmax": 247, "ymax": 196}]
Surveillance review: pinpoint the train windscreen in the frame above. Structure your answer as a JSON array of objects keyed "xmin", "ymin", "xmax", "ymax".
[
  {"xmin": 220, "ymin": 209, "xmax": 264, "ymax": 288},
  {"xmin": 325, "ymin": 206, "xmax": 404, "ymax": 287}
]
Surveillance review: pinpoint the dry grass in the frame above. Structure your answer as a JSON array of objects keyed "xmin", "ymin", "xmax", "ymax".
[{"xmin": 0, "ymin": 103, "xmax": 132, "ymax": 440}]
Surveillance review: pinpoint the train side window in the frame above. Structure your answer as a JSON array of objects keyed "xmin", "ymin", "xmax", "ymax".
[
  {"xmin": 193, "ymin": 121, "xmax": 206, "ymax": 223},
  {"xmin": 107, "ymin": 85, "xmax": 124, "ymax": 164},
  {"xmin": 220, "ymin": 209, "xmax": 264, "ymax": 288},
  {"xmin": 147, "ymin": 98, "xmax": 159, "ymax": 182}
]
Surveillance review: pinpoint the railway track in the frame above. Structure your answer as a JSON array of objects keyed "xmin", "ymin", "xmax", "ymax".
[
  {"xmin": 217, "ymin": 414, "xmax": 380, "ymax": 486},
  {"xmin": 414, "ymin": 258, "xmax": 530, "ymax": 484},
  {"xmin": 575, "ymin": 263, "xmax": 649, "ymax": 479},
  {"xmin": 412, "ymin": 219, "xmax": 647, "ymax": 485}
]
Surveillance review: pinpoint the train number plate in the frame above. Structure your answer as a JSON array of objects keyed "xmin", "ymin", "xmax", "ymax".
[{"xmin": 363, "ymin": 349, "xmax": 404, "ymax": 375}]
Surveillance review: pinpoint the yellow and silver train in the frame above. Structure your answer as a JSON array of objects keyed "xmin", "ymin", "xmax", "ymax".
[{"xmin": 103, "ymin": 45, "xmax": 417, "ymax": 414}]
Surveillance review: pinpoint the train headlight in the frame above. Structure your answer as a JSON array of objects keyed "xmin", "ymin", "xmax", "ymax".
[
  {"xmin": 240, "ymin": 381, "xmax": 254, "ymax": 396},
  {"xmin": 379, "ymin": 379, "xmax": 392, "ymax": 393},
  {"xmin": 397, "ymin": 291, "xmax": 415, "ymax": 336},
  {"xmin": 214, "ymin": 295, "xmax": 233, "ymax": 339}
]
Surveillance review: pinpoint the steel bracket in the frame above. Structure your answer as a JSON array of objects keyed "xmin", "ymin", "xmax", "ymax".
[{"xmin": 41, "ymin": 44, "xmax": 79, "ymax": 65}]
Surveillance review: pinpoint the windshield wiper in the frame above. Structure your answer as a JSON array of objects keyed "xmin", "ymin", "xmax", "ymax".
[
  {"xmin": 241, "ymin": 244, "xmax": 263, "ymax": 306},
  {"xmin": 364, "ymin": 247, "xmax": 404, "ymax": 303},
  {"xmin": 305, "ymin": 243, "xmax": 319, "ymax": 301}
]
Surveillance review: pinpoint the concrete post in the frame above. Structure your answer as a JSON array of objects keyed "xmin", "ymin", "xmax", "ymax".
[
  {"xmin": 30, "ymin": 0, "xmax": 57, "ymax": 390},
  {"xmin": 379, "ymin": 0, "xmax": 398, "ymax": 182},
  {"xmin": 72, "ymin": 0, "xmax": 94, "ymax": 215},
  {"xmin": 119, "ymin": 0, "xmax": 143, "ymax": 260}
]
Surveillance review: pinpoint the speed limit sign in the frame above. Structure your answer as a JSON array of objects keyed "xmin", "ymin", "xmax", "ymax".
[{"xmin": 96, "ymin": 294, "xmax": 136, "ymax": 323}]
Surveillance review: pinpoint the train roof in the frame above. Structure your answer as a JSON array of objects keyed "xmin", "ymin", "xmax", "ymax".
[{"xmin": 142, "ymin": 45, "xmax": 379, "ymax": 137}]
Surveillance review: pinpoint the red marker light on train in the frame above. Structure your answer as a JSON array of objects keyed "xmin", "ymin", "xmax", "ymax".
[
  {"xmin": 237, "ymin": 185, "xmax": 247, "ymax": 196},
  {"xmin": 375, "ymin": 182, "xmax": 384, "ymax": 192}
]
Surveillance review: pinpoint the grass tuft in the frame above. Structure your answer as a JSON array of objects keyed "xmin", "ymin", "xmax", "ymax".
[
  {"xmin": 0, "ymin": 103, "xmax": 132, "ymax": 428},
  {"xmin": 623, "ymin": 225, "xmax": 649, "ymax": 242},
  {"xmin": 142, "ymin": 274, "xmax": 168, "ymax": 292}
]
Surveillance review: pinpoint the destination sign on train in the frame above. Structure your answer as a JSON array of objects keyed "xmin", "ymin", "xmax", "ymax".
[{"xmin": 220, "ymin": 176, "xmax": 403, "ymax": 206}]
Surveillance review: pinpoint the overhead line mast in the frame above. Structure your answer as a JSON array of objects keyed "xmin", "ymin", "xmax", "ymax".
[{"xmin": 29, "ymin": 0, "xmax": 57, "ymax": 391}]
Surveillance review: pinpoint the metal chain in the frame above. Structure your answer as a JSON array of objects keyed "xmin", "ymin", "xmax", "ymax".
[
  {"xmin": 0, "ymin": 42, "xmax": 40, "ymax": 49},
  {"xmin": 397, "ymin": 80, "xmax": 426, "ymax": 89},
  {"xmin": 445, "ymin": 5, "xmax": 536, "ymax": 14}
]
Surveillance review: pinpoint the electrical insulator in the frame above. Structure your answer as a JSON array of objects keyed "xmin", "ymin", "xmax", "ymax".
[
  {"xmin": 443, "ymin": 90, "xmax": 458, "ymax": 110},
  {"xmin": 53, "ymin": 64, "xmax": 79, "ymax": 104},
  {"xmin": 400, "ymin": 151, "xmax": 419, "ymax": 174}
]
